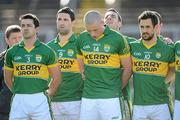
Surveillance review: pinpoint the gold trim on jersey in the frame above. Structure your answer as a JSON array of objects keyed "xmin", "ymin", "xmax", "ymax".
[
  {"xmin": 13, "ymin": 62, "xmax": 49, "ymax": 80},
  {"xmin": 96, "ymin": 34, "xmax": 104, "ymax": 41},
  {"xmin": 132, "ymin": 57, "xmax": 168, "ymax": 76},
  {"xmin": 169, "ymin": 62, "xmax": 175, "ymax": 68},
  {"xmin": 58, "ymin": 58, "xmax": 80, "ymax": 73},
  {"xmin": 142, "ymin": 41, "xmax": 157, "ymax": 49},
  {"xmin": 77, "ymin": 54, "xmax": 83, "ymax": 60},
  {"xmin": 82, "ymin": 51, "xmax": 120, "ymax": 68},
  {"xmin": 175, "ymin": 57, "xmax": 180, "ymax": 71},
  {"xmin": 58, "ymin": 40, "xmax": 69, "ymax": 47},
  {"xmin": 4, "ymin": 65, "xmax": 14, "ymax": 71},
  {"xmin": 120, "ymin": 53, "xmax": 130, "ymax": 58},
  {"xmin": 24, "ymin": 46, "xmax": 35, "ymax": 52}
]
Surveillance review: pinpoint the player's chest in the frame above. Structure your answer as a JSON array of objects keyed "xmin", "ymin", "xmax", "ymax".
[
  {"xmin": 81, "ymin": 39, "xmax": 118, "ymax": 53},
  {"xmin": 52, "ymin": 45, "xmax": 77, "ymax": 59},
  {"xmin": 12, "ymin": 51, "xmax": 45, "ymax": 64},
  {"xmin": 131, "ymin": 47, "xmax": 167, "ymax": 61}
]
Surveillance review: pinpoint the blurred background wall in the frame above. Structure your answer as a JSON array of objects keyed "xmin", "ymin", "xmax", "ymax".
[{"xmin": 0, "ymin": 0, "xmax": 180, "ymax": 52}]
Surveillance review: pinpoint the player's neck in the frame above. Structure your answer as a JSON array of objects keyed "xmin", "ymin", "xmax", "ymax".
[
  {"xmin": 143, "ymin": 35, "xmax": 157, "ymax": 46},
  {"xmin": 58, "ymin": 31, "xmax": 73, "ymax": 43},
  {"xmin": 24, "ymin": 35, "xmax": 37, "ymax": 48}
]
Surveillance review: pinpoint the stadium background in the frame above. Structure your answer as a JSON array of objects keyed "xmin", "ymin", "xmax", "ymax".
[
  {"xmin": 0, "ymin": 0, "xmax": 180, "ymax": 52},
  {"xmin": 0, "ymin": 0, "xmax": 177, "ymax": 114}
]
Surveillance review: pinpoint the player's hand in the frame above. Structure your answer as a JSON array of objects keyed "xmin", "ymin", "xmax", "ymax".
[
  {"xmin": 46, "ymin": 89, "xmax": 54, "ymax": 97},
  {"xmin": 164, "ymin": 37, "xmax": 174, "ymax": 44}
]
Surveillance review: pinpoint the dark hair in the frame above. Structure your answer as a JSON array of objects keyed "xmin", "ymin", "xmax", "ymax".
[
  {"xmin": 57, "ymin": 7, "xmax": 75, "ymax": 21},
  {"xmin": 106, "ymin": 8, "xmax": 122, "ymax": 22},
  {"xmin": 153, "ymin": 11, "xmax": 162, "ymax": 24},
  {"xmin": 138, "ymin": 10, "xmax": 158, "ymax": 27},
  {"xmin": 5, "ymin": 25, "xmax": 21, "ymax": 39},
  {"xmin": 19, "ymin": 13, "xmax": 40, "ymax": 28}
]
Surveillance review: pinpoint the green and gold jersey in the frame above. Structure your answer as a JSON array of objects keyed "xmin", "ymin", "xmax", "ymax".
[
  {"xmin": 47, "ymin": 34, "xmax": 83, "ymax": 102},
  {"xmin": 175, "ymin": 41, "xmax": 180, "ymax": 100},
  {"xmin": 130, "ymin": 37, "xmax": 175, "ymax": 105},
  {"xmin": 76, "ymin": 26, "xmax": 130, "ymax": 98},
  {"xmin": 4, "ymin": 40, "xmax": 58, "ymax": 94}
]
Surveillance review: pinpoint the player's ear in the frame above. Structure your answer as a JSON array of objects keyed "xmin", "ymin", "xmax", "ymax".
[
  {"xmin": 35, "ymin": 27, "xmax": 40, "ymax": 32},
  {"xmin": 72, "ymin": 20, "xmax": 75, "ymax": 27},
  {"xmin": 5, "ymin": 37, "xmax": 10, "ymax": 45},
  {"xmin": 154, "ymin": 24, "xmax": 159, "ymax": 32}
]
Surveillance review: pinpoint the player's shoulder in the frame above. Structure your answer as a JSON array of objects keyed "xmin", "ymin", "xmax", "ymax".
[
  {"xmin": 123, "ymin": 35, "xmax": 138, "ymax": 43},
  {"xmin": 47, "ymin": 38, "xmax": 56, "ymax": 46},
  {"xmin": 129, "ymin": 39, "xmax": 140, "ymax": 45},
  {"xmin": 79, "ymin": 30, "xmax": 89, "ymax": 37},
  {"xmin": 38, "ymin": 41, "xmax": 55, "ymax": 53},
  {"xmin": 158, "ymin": 38, "xmax": 174, "ymax": 50},
  {"xmin": 175, "ymin": 40, "xmax": 180, "ymax": 46},
  {"xmin": 6, "ymin": 43, "xmax": 20, "ymax": 54},
  {"xmin": 107, "ymin": 28, "xmax": 123, "ymax": 38},
  {"xmin": 174, "ymin": 40, "xmax": 180, "ymax": 50}
]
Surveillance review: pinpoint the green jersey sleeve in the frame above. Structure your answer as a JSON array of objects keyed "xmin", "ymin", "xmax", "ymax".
[
  {"xmin": 169, "ymin": 46, "xmax": 175, "ymax": 64},
  {"xmin": 119, "ymin": 35, "xmax": 130, "ymax": 56},
  {"xmin": 46, "ymin": 48, "xmax": 58, "ymax": 66},
  {"xmin": 4, "ymin": 50, "xmax": 13, "ymax": 68},
  {"xmin": 76, "ymin": 36, "xmax": 82, "ymax": 55}
]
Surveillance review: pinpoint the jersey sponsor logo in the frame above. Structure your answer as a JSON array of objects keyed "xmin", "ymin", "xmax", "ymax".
[
  {"xmin": 67, "ymin": 49, "xmax": 74, "ymax": 57},
  {"xmin": 36, "ymin": 54, "xmax": 42, "ymax": 62},
  {"xmin": 82, "ymin": 51, "xmax": 120, "ymax": 68},
  {"xmin": 85, "ymin": 54, "xmax": 110, "ymax": 64},
  {"xmin": 104, "ymin": 44, "xmax": 111, "ymax": 52},
  {"xmin": 83, "ymin": 45, "xmax": 90, "ymax": 49},
  {"xmin": 58, "ymin": 58, "xmax": 80, "ymax": 72},
  {"xmin": 13, "ymin": 63, "xmax": 49, "ymax": 79},
  {"xmin": 176, "ymin": 58, "xmax": 180, "ymax": 71},
  {"xmin": 14, "ymin": 56, "xmax": 22, "ymax": 61},
  {"xmin": 133, "ymin": 52, "xmax": 142, "ymax": 56},
  {"xmin": 133, "ymin": 57, "xmax": 168, "ymax": 76}
]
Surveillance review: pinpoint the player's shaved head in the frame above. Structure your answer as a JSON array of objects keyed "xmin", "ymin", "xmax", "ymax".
[
  {"xmin": 84, "ymin": 10, "xmax": 102, "ymax": 25},
  {"xmin": 83, "ymin": 10, "xmax": 104, "ymax": 39}
]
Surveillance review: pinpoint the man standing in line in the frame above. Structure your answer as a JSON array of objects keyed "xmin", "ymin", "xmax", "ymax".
[
  {"xmin": 104, "ymin": 8, "xmax": 135, "ymax": 120},
  {"xmin": 104, "ymin": 8, "xmax": 174, "ymax": 120},
  {"xmin": 4, "ymin": 13, "xmax": 61, "ymax": 120},
  {"xmin": 153, "ymin": 11, "xmax": 174, "ymax": 119},
  {"xmin": 130, "ymin": 10, "xmax": 174, "ymax": 120},
  {"xmin": 77, "ymin": 10, "xmax": 132, "ymax": 120},
  {"xmin": 47, "ymin": 7, "xmax": 83, "ymax": 120},
  {"xmin": 0, "ymin": 25, "xmax": 22, "ymax": 120}
]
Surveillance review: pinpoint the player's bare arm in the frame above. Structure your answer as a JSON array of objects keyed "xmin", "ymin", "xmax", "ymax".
[
  {"xmin": 165, "ymin": 65, "xmax": 175, "ymax": 84},
  {"xmin": 4, "ymin": 69, "xmax": 13, "ymax": 90},
  {"xmin": 47, "ymin": 66, "xmax": 61, "ymax": 96},
  {"xmin": 121, "ymin": 56, "xmax": 132, "ymax": 88}
]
